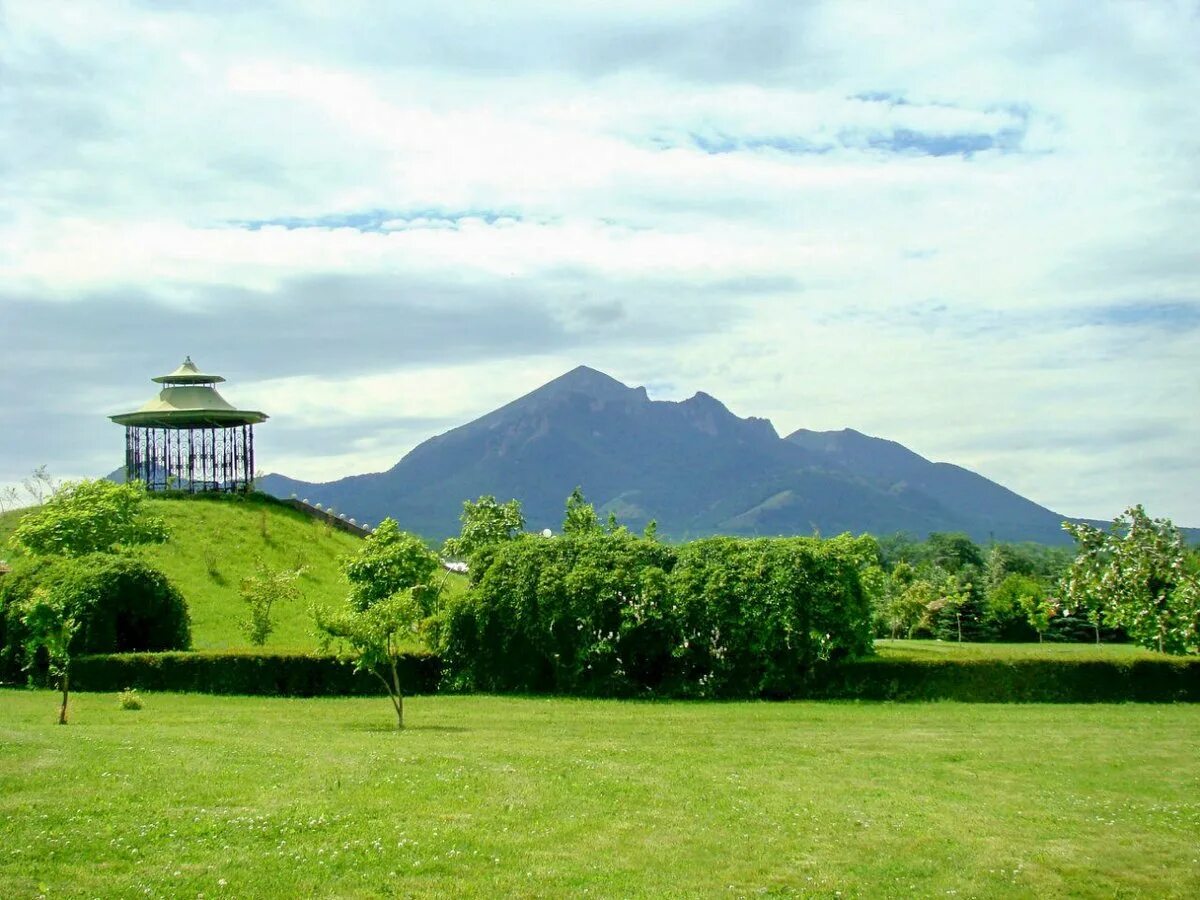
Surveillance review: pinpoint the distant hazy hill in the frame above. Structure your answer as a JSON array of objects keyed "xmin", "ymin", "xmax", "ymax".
[{"xmin": 258, "ymin": 365, "xmax": 1124, "ymax": 545}]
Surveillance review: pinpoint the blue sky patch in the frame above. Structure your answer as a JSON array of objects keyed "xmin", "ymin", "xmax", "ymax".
[{"xmin": 231, "ymin": 209, "xmax": 522, "ymax": 232}]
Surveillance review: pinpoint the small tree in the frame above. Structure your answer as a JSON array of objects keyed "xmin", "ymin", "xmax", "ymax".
[
  {"xmin": 316, "ymin": 590, "xmax": 425, "ymax": 729},
  {"xmin": 884, "ymin": 570, "xmax": 935, "ymax": 639},
  {"xmin": 10, "ymin": 479, "xmax": 168, "ymax": 558},
  {"xmin": 442, "ymin": 495, "xmax": 524, "ymax": 562},
  {"xmin": 563, "ymin": 487, "xmax": 601, "ymax": 536},
  {"xmin": 239, "ymin": 561, "xmax": 303, "ymax": 646},
  {"xmin": 19, "ymin": 586, "xmax": 79, "ymax": 725},
  {"xmin": 315, "ymin": 518, "xmax": 440, "ymax": 728},
  {"xmin": 990, "ymin": 573, "xmax": 1048, "ymax": 641}
]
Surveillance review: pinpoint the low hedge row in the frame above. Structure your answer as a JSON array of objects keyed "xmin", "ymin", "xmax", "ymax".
[
  {"xmin": 60, "ymin": 651, "xmax": 1200, "ymax": 702},
  {"xmin": 804, "ymin": 657, "xmax": 1200, "ymax": 703},
  {"xmin": 70, "ymin": 651, "xmax": 441, "ymax": 697}
]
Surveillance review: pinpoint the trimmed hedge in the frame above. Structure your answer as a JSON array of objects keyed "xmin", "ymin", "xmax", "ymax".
[
  {"xmin": 56, "ymin": 650, "xmax": 1200, "ymax": 702},
  {"xmin": 805, "ymin": 657, "xmax": 1200, "ymax": 703},
  {"xmin": 70, "ymin": 651, "xmax": 441, "ymax": 697}
]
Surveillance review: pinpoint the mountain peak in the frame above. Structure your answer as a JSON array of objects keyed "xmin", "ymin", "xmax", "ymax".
[{"xmin": 533, "ymin": 365, "xmax": 647, "ymax": 403}]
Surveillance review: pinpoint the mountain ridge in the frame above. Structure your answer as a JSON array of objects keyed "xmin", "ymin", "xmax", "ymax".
[{"xmin": 257, "ymin": 367, "xmax": 1186, "ymax": 544}]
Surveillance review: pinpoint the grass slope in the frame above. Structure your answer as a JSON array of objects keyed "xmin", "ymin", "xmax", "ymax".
[
  {"xmin": 1, "ymin": 495, "xmax": 465, "ymax": 654},
  {"xmin": 2, "ymin": 692, "xmax": 1198, "ymax": 897}
]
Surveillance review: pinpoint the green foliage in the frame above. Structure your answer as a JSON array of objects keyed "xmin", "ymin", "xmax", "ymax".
[
  {"xmin": 562, "ymin": 487, "xmax": 601, "ymax": 536},
  {"xmin": 925, "ymin": 531, "xmax": 984, "ymax": 573},
  {"xmin": 929, "ymin": 575, "xmax": 996, "ymax": 643},
  {"xmin": 440, "ymin": 531, "xmax": 872, "ymax": 697},
  {"xmin": 117, "ymin": 687, "xmax": 143, "ymax": 710},
  {"xmin": 442, "ymin": 495, "xmax": 525, "ymax": 561},
  {"xmin": 318, "ymin": 518, "xmax": 443, "ymax": 726},
  {"xmin": 989, "ymin": 573, "xmax": 1048, "ymax": 639},
  {"xmin": 440, "ymin": 530, "xmax": 676, "ymax": 694},
  {"xmin": 671, "ymin": 537, "xmax": 872, "ymax": 696},
  {"xmin": 239, "ymin": 561, "xmax": 304, "ymax": 646},
  {"xmin": 883, "ymin": 576, "xmax": 939, "ymax": 639},
  {"xmin": 0, "ymin": 554, "xmax": 191, "ymax": 682},
  {"xmin": 1062, "ymin": 506, "xmax": 1200, "ymax": 654},
  {"xmin": 9, "ymin": 479, "xmax": 168, "ymax": 557},
  {"xmin": 17, "ymin": 585, "xmax": 79, "ymax": 722},
  {"xmin": 341, "ymin": 518, "xmax": 439, "ymax": 613}
]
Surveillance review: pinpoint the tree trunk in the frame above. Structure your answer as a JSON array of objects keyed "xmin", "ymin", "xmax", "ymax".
[
  {"xmin": 956, "ymin": 612, "xmax": 962, "ymax": 643},
  {"xmin": 58, "ymin": 670, "xmax": 69, "ymax": 725},
  {"xmin": 1094, "ymin": 621, "xmax": 1100, "ymax": 645},
  {"xmin": 390, "ymin": 657, "xmax": 404, "ymax": 730}
]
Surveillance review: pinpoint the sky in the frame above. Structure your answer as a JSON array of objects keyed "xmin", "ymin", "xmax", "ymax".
[{"xmin": 2, "ymin": 0, "xmax": 1198, "ymax": 525}]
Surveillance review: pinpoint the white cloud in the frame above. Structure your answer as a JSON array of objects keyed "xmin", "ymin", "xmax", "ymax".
[{"xmin": 1, "ymin": 0, "xmax": 1198, "ymax": 524}]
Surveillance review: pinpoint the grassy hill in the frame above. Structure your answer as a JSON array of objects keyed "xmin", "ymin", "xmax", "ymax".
[{"xmin": 1, "ymin": 493, "xmax": 466, "ymax": 653}]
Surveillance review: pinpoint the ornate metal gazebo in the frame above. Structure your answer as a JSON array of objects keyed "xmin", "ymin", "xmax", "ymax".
[{"xmin": 110, "ymin": 357, "xmax": 268, "ymax": 493}]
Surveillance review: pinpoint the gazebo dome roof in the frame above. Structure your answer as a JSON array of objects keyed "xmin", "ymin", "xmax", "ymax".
[{"xmin": 110, "ymin": 357, "xmax": 267, "ymax": 428}]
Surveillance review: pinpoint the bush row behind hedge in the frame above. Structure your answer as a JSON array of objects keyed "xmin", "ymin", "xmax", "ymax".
[{"xmin": 438, "ymin": 532, "xmax": 874, "ymax": 697}]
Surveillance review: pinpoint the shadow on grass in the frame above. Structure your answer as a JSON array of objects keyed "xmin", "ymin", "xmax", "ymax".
[{"xmin": 349, "ymin": 723, "xmax": 469, "ymax": 734}]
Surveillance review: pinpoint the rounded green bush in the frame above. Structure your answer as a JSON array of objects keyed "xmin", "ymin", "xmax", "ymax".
[{"xmin": 0, "ymin": 553, "xmax": 191, "ymax": 679}]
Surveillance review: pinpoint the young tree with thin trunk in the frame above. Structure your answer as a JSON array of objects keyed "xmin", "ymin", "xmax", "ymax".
[
  {"xmin": 315, "ymin": 518, "xmax": 440, "ymax": 728},
  {"xmin": 19, "ymin": 587, "xmax": 79, "ymax": 725}
]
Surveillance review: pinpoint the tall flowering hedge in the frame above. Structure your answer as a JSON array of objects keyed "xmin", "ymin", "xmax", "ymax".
[{"xmin": 438, "ymin": 532, "xmax": 872, "ymax": 697}]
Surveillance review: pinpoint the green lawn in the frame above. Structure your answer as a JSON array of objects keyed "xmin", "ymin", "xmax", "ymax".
[
  {"xmin": 875, "ymin": 639, "xmax": 1175, "ymax": 661},
  {"xmin": 1, "ymin": 495, "xmax": 467, "ymax": 654},
  {"xmin": 2, "ymin": 692, "xmax": 1198, "ymax": 898}
]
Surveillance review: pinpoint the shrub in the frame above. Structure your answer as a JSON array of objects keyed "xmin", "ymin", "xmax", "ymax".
[
  {"xmin": 118, "ymin": 687, "xmax": 144, "ymax": 710},
  {"xmin": 669, "ymin": 537, "xmax": 873, "ymax": 697},
  {"xmin": 0, "ymin": 553, "xmax": 190, "ymax": 681},
  {"xmin": 440, "ymin": 530, "xmax": 677, "ymax": 694}
]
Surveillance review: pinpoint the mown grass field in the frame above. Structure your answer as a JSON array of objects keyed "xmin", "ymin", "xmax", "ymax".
[
  {"xmin": 2, "ymin": 691, "xmax": 1198, "ymax": 898},
  {"xmin": 0, "ymin": 495, "xmax": 467, "ymax": 653}
]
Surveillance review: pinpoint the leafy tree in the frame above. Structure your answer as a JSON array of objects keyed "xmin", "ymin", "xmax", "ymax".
[
  {"xmin": 1019, "ymin": 591, "xmax": 1059, "ymax": 643},
  {"xmin": 1062, "ymin": 506, "xmax": 1199, "ymax": 654},
  {"xmin": 884, "ymin": 574, "xmax": 938, "ymax": 639},
  {"xmin": 10, "ymin": 479, "xmax": 168, "ymax": 558},
  {"xmin": 442, "ymin": 495, "xmax": 525, "ymax": 561},
  {"xmin": 342, "ymin": 518, "xmax": 439, "ymax": 613},
  {"xmin": 19, "ymin": 586, "xmax": 79, "ymax": 725},
  {"xmin": 315, "ymin": 518, "xmax": 441, "ymax": 727},
  {"xmin": 562, "ymin": 487, "xmax": 601, "ymax": 536},
  {"xmin": 985, "ymin": 573, "xmax": 1039, "ymax": 639},
  {"xmin": 928, "ymin": 574, "xmax": 993, "ymax": 643},
  {"xmin": 926, "ymin": 532, "xmax": 984, "ymax": 574},
  {"xmin": 239, "ymin": 561, "xmax": 304, "ymax": 646}
]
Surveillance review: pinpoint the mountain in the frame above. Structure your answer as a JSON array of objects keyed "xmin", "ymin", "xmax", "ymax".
[{"xmin": 258, "ymin": 366, "xmax": 1102, "ymax": 544}]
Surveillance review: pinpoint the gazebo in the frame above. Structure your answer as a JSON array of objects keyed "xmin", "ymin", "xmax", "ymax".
[{"xmin": 110, "ymin": 357, "xmax": 268, "ymax": 493}]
